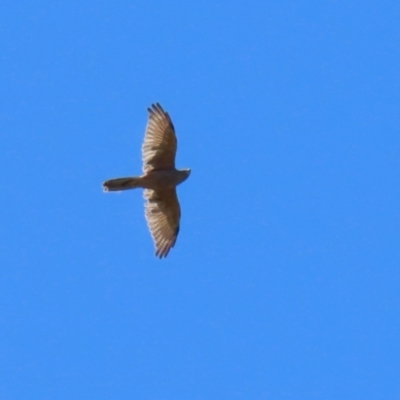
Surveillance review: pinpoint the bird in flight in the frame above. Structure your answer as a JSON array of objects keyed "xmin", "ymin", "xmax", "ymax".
[{"xmin": 103, "ymin": 103, "xmax": 191, "ymax": 258}]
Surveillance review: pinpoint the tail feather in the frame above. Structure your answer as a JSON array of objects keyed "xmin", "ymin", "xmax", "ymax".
[{"xmin": 103, "ymin": 177, "xmax": 143, "ymax": 192}]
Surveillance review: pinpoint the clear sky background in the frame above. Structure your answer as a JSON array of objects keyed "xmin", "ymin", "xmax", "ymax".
[{"xmin": 1, "ymin": 1, "xmax": 399, "ymax": 399}]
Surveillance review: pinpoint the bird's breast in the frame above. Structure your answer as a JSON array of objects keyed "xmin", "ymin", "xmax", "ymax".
[{"xmin": 142, "ymin": 169, "xmax": 184, "ymax": 190}]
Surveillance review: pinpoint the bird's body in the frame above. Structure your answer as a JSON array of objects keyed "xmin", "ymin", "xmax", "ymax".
[
  {"xmin": 103, "ymin": 103, "xmax": 190, "ymax": 258},
  {"xmin": 104, "ymin": 169, "xmax": 190, "ymax": 191}
]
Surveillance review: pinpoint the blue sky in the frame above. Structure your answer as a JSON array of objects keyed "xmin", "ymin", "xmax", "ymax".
[{"xmin": 1, "ymin": 1, "xmax": 399, "ymax": 399}]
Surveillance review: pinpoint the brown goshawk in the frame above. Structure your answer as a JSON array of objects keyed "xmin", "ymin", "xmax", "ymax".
[{"xmin": 103, "ymin": 103, "xmax": 190, "ymax": 258}]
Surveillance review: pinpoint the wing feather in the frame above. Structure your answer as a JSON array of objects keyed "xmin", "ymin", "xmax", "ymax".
[
  {"xmin": 144, "ymin": 188, "xmax": 181, "ymax": 258},
  {"xmin": 142, "ymin": 103, "xmax": 177, "ymax": 172}
]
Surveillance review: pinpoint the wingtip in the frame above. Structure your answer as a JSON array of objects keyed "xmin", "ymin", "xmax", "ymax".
[
  {"xmin": 148, "ymin": 103, "xmax": 164, "ymax": 114},
  {"xmin": 155, "ymin": 244, "xmax": 172, "ymax": 259},
  {"xmin": 155, "ymin": 250, "xmax": 166, "ymax": 259}
]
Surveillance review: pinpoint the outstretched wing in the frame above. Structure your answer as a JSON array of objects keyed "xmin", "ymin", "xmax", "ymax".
[
  {"xmin": 142, "ymin": 103, "xmax": 177, "ymax": 173},
  {"xmin": 144, "ymin": 188, "xmax": 181, "ymax": 258}
]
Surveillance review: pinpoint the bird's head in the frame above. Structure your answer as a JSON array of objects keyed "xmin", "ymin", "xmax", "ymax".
[{"xmin": 178, "ymin": 168, "xmax": 191, "ymax": 184}]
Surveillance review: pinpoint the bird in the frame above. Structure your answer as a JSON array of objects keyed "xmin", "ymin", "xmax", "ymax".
[{"xmin": 103, "ymin": 103, "xmax": 191, "ymax": 258}]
